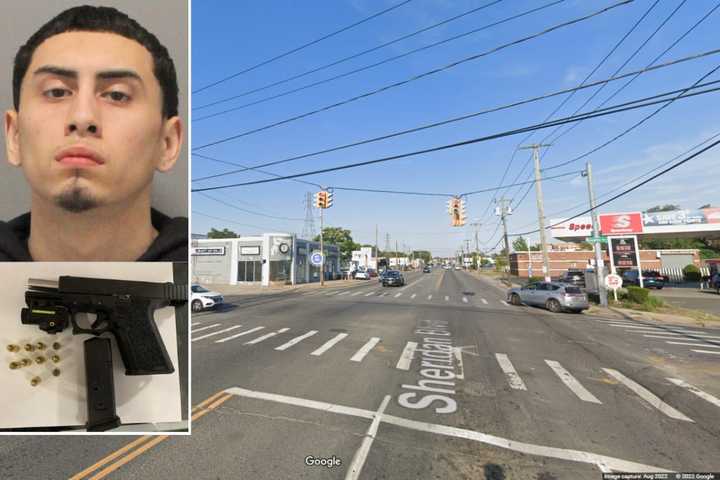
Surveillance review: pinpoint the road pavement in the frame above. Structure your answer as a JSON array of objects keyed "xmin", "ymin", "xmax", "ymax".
[
  {"xmin": 1, "ymin": 269, "xmax": 719, "ymax": 479},
  {"xmin": 653, "ymin": 286, "xmax": 720, "ymax": 316}
]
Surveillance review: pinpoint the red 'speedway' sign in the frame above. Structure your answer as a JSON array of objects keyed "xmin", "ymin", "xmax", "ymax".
[{"xmin": 599, "ymin": 212, "xmax": 643, "ymax": 234}]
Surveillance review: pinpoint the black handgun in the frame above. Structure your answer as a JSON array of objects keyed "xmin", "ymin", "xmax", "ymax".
[{"xmin": 21, "ymin": 276, "xmax": 187, "ymax": 375}]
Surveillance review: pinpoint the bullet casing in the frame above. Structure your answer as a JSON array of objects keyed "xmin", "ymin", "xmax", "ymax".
[
  {"xmin": 30, "ymin": 377, "xmax": 41, "ymax": 387},
  {"xmin": 6, "ymin": 344, "xmax": 20, "ymax": 353}
]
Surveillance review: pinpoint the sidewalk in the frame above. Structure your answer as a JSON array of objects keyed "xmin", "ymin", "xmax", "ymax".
[{"xmin": 201, "ymin": 278, "xmax": 369, "ymax": 296}]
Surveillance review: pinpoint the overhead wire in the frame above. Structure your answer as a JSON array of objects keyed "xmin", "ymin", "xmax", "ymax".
[
  {"xmin": 191, "ymin": 79, "xmax": 720, "ymax": 193},
  {"xmin": 197, "ymin": 192, "xmax": 308, "ymax": 222},
  {"xmin": 192, "ymin": 0, "xmax": 415, "ymax": 94},
  {"xmin": 190, "ymin": 48, "xmax": 720, "ymax": 184},
  {"xmin": 192, "ymin": 0, "xmax": 634, "ymax": 150}
]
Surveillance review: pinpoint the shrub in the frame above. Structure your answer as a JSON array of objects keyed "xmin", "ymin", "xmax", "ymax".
[
  {"xmin": 683, "ymin": 264, "xmax": 701, "ymax": 282},
  {"xmin": 626, "ymin": 285, "xmax": 649, "ymax": 303},
  {"xmin": 527, "ymin": 276, "xmax": 543, "ymax": 283}
]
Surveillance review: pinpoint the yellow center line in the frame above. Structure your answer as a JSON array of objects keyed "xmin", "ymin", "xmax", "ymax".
[
  {"xmin": 434, "ymin": 270, "xmax": 445, "ymax": 291},
  {"xmin": 71, "ymin": 390, "xmax": 232, "ymax": 480}
]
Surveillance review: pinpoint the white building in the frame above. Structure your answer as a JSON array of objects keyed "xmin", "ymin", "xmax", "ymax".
[{"xmin": 351, "ymin": 246, "xmax": 377, "ymax": 271}]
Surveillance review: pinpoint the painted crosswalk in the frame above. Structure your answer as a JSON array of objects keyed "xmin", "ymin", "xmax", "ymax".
[
  {"xmin": 311, "ymin": 288, "xmax": 511, "ymax": 308},
  {"xmin": 192, "ymin": 322, "xmax": 719, "ymax": 423}
]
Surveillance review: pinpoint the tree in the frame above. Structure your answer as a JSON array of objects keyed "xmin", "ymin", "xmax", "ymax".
[
  {"xmin": 529, "ymin": 244, "xmax": 541, "ymax": 251},
  {"xmin": 207, "ymin": 228, "xmax": 238, "ymax": 239},
  {"xmin": 314, "ymin": 227, "xmax": 359, "ymax": 263},
  {"xmin": 646, "ymin": 204, "xmax": 680, "ymax": 212},
  {"xmin": 411, "ymin": 250, "xmax": 432, "ymax": 263},
  {"xmin": 577, "ymin": 241, "xmax": 594, "ymax": 251},
  {"xmin": 512, "ymin": 236, "xmax": 529, "ymax": 252}
]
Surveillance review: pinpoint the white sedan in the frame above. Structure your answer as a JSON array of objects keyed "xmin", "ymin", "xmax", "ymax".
[
  {"xmin": 191, "ymin": 284, "xmax": 224, "ymax": 313},
  {"xmin": 354, "ymin": 271, "xmax": 370, "ymax": 280}
]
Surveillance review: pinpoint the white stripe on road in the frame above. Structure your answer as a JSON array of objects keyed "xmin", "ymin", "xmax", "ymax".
[
  {"xmin": 501, "ymin": 300, "xmax": 510, "ymax": 307},
  {"xmin": 692, "ymin": 349, "xmax": 720, "ymax": 355},
  {"xmin": 610, "ymin": 325, "xmax": 661, "ymax": 330},
  {"xmin": 365, "ymin": 291, "xmax": 375, "ymax": 297},
  {"xmin": 643, "ymin": 334, "xmax": 690, "ymax": 340},
  {"xmin": 275, "ymin": 330, "xmax": 318, "ymax": 351},
  {"xmin": 345, "ymin": 395, "xmax": 391, "ymax": 480},
  {"xmin": 351, "ymin": 291, "xmax": 363, "ymax": 296},
  {"xmin": 245, "ymin": 328, "xmax": 290, "ymax": 345},
  {"xmin": 325, "ymin": 291, "xmax": 337, "ymax": 296},
  {"xmin": 410, "ymin": 293, "xmax": 417, "ymax": 299},
  {"xmin": 481, "ymin": 298, "xmax": 488, "ymax": 305},
  {"xmin": 602, "ymin": 368, "xmax": 693, "ymax": 422},
  {"xmin": 215, "ymin": 326, "xmax": 265, "ymax": 343},
  {"xmin": 191, "ymin": 323, "xmax": 221, "ymax": 333},
  {"xmin": 545, "ymin": 360, "xmax": 601, "ymax": 404},
  {"xmin": 394, "ymin": 292, "xmax": 403, "ymax": 298},
  {"xmin": 311, "ymin": 333, "xmax": 348, "ymax": 356},
  {"xmin": 396, "ymin": 342, "xmax": 418, "ymax": 371},
  {"xmin": 337, "ymin": 291, "xmax": 350, "ymax": 296},
  {"xmin": 427, "ymin": 295, "xmax": 432, "ymax": 300},
  {"xmin": 192, "ymin": 325, "xmax": 245, "ymax": 342},
  {"xmin": 379, "ymin": 292, "xmax": 388, "ymax": 297},
  {"xmin": 444, "ymin": 296, "xmax": 449, "ymax": 302},
  {"xmin": 223, "ymin": 386, "xmax": 669, "ymax": 473},
  {"xmin": 495, "ymin": 353, "xmax": 527, "ymax": 391},
  {"xmin": 665, "ymin": 341, "xmax": 720, "ymax": 348},
  {"xmin": 351, "ymin": 337, "xmax": 381, "ymax": 362},
  {"xmin": 462, "ymin": 297, "xmax": 468, "ymax": 303},
  {"xmin": 191, "ymin": 322, "xmax": 201, "ymax": 326},
  {"xmin": 667, "ymin": 378, "xmax": 720, "ymax": 409},
  {"xmin": 682, "ymin": 333, "xmax": 720, "ymax": 340}
]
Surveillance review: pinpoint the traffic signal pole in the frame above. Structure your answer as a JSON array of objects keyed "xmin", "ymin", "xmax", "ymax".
[
  {"xmin": 320, "ymin": 205, "xmax": 324, "ymax": 287},
  {"xmin": 585, "ymin": 161, "xmax": 608, "ymax": 307}
]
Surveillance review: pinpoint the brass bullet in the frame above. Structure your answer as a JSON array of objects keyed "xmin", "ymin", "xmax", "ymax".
[
  {"xmin": 30, "ymin": 377, "xmax": 41, "ymax": 387},
  {"xmin": 52, "ymin": 342, "xmax": 61, "ymax": 350},
  {"xmin": 51, "ymin": 355, "xmax": 60, "ymax": 363},
  {"xmin": 52, "ymin": 369, "xmax": 61, "ymax": 377},
  {"xmin": 24, "ymin": 344, "xmax": 35, "ymax": 352},
  {"xmin": 6, "ymin": 344, "xmax": 20, "ymax": 353},
  {"xmin": 36, "ymin": 342, "xmax": 46, "ymax": 350},
  {"xmin": 9, "ymin": 361, "xmax": 21, "ymax": 370},
  {"xmin": 20, "ymin": 358, "xmax": 32, "ymax": 367},
  {"xmin": 35, "ymin": 356, "xmax": 46, "ymax": 364}
]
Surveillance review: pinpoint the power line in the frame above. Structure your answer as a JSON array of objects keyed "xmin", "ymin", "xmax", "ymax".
[
  {"xmin": 193, "ymin": 0, "xmax": 564, "ymax": 116},
  {"xmin": 191, "ymin": 81, "xmax": 720, "ymax": 193},
  {"xmin": 507, "ymin": 136, "xmax": 720, "ymax": 237},
  {"xmin": 191, "ymin": 48, "xmax": 720, "ymax": 183},
  {"xmin": 192, "ymin": 0, "xmax": 633, "ymax": 149},
  {"xmin": 193, "ymin": 0, "xmax": 508, "ymax": 111},
  {"xmin": 192, "ymin": 211, "xmax": 291, "ymax": 233},
  {"xmin": 197, "ymin": 192, "xmax": 308, "ymax": 222},
  {"xmin": 192, "ymin": 0, "xmax": 415, "ymax": 94},
  {"xmin": 193, "ymin": 152, "xmax": 323, "ymax": 188}
]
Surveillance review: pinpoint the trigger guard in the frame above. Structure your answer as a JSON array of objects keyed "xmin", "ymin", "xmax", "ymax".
[{"xmin": 70, "ymin": 317, "xmax": 110, "ymax": 336}]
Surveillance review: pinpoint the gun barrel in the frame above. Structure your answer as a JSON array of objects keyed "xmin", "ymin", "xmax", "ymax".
[{"xmin": 57, "ymin": 276, "xmax": 187, "ymax": 303}]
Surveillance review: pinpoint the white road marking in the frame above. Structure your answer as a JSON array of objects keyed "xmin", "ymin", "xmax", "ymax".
[
  {"xmin": 501, "ymin": 300, "xmax": 510, "ymax": 307},
  {"xmin": 495, "ymin": 353, "xmax": 527, "ymax": 391},
  {"xmin": 365, "ymin": 291, "xmax": 375, "ymax": 297},
  {"xmin": 610, "ymin": 325, "xmax": 661, "ymax": 330},
  {"xmin": 692, "ymin": 350, "xmax": 720, "ymax": 355},
  {"xmin": 245, "ymin": 328, "xmax": 290, "ymax": 345},
  {"xmin": 444, "ymin": 296, "xmax": 449, "ymax": 302},
  {"xmin": 396, "ymin": 342, "xmax": 418, "ymax": 371},
  {"xmin": 351, "ymin": 291, "xmax": 363, "ymax": 296},
  {"xmin": 545, "ymin": 360, "xmax": 601, "ymax": 404},
  {"xmin": 394, "ymin": 292, "xmax": 403, "ymax": 298},
  {"xmin": 337, "ymin": 291, "xmax": 350, "ymax": 296},
  {"xmin": 481, "ymin": 298, "xmax": 488, "ymax": 305},
  {"xmin": 191, "ymin": 322, "xmax": 202, "ymax": 326},
  {"xmin": 215, "ymin": 326, "xmax": 265, "ymax": 343},
  {"xmin": 410, "ymin": 293, "xmax": 417, "ymax": 299},
  {"xmin": 452, "ymin": 347, "xmax": 466, "ymax": 380},
  {"xmin": 311, "ymin": 333, "xmax": 348, "ymax": 356},
  {"xmin": 192, "ymin": 325, "xmax": 245, "ymax": 342},
  {"xmin": 275, "ymin": 330, "xmax": 318, "ymax": 351},
  {"xmin": 325, "ymin": 291, "xmax": 337, "ymax": 296},
  {"xmin": 351, "ymin": 337, "xmax": 381, "ymax": 362},
  {"xmin": 682, "ymin": 333, "xmax": 720, "ymax": 340},
  {"xmin": 191, "ymin": 323, "xmax": 221, "ymax": 333},
  {"xmin": 345, "ymin": 395, "xmax": 391, "ymax": 480},
  {"xmin": 223, "ymin": 386, "xmax": 669, "ymax": 473},
  {"xmin": 602, "ymin": 368, "xmax": 693, "ymax": 422},
  {"xmin": 462, "ymin": 297, "xmax": 468, "ymax": 303},
  {"xmin": 667, "ymin": 378, "xmax": 720, "ymax": 409},
  {"xmin": 665, "ymin": 341, "xmax": 720, "ymax": 348},
  {"xmin": 427, "ymin": 295, "xmax": 432, "ymax": 300},
  {"xmin": 643, "ymin": 334, "xmax": 690, "ymax": 340},
  {"xmin": 379, "ymin": 292, "xmax": 388, "ymax": 297}
]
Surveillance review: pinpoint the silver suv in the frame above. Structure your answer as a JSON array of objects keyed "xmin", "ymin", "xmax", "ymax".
[{"xmin": 507, "ymin": 281, "xmax": 589, "ymax": 313}]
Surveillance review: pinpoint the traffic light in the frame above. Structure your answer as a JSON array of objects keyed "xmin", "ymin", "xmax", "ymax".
[
  {"xmin": 314, "ymin": 190, "xmax": 333, "ymax": 209},
  {"xmin": 457, "ymin": 198, "xmax": 467, "ymax": 226},
  {"xmin": 325, "ymin": 191, "xmax": 333, "ymax": 209}
]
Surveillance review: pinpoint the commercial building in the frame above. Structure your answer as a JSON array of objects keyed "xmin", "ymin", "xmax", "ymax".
[
  {"xmin": 191, "ymin": 233, "xmax": 340, "ymax": 287},
  {"xmin": 351, "ymin": 247, "xmax": 377, "ymax": 271}
]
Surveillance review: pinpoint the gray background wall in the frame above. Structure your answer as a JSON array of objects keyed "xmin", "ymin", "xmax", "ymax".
[{"xmin": 0, "ymin": 1, "xmax": 188, "ymax": 219}]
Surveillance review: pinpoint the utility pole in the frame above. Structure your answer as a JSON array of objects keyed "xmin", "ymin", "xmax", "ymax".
[
  {"xmin": 471, "ymin": 221, "xmax": 481, "ymax": 269},
  {"xmin": 496, "ymin": 198, "xmax": 512, "ymax": 283},
  {"xmin": 584, "ymin": 161, "xmax": 608, "ymax": 307},
  {"xmin": 395, "ymin": 240, "xmax": 399, "ymax": 270},
  {"xmin": 319, "ymin": 205, "xmax": 324, "ymax": 287},
  {"xmin": 375, "ymin": 224, "xmax": 379, "ymax": 261},
  {"xmin": 521, "ymin": 144, "xmax": 552, "ymax": 282}
]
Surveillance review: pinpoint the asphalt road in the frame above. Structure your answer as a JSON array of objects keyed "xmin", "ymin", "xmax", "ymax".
[
  {"xmin": 653, "ymin": 286, "xmax": 720, "ymax": 316},
  {"xmin": 1, "ymin": 269, "xmax": 719, "ymax": 479}
]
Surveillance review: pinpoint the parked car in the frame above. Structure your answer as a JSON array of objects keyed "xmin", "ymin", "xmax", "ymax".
[
  {"xmin": 507, "ymin": 282, "xmax": 589, "ymax": 313},
  {"xmin": 559, "ymin": 269, "xmax": 585, "ymax": 287},
  {"xmin": 191, "ymin": 284, "xmax": 224, "ymax": 313},
  {"xmin": 382, "ymin": 270, "xmax": 405, "ymax": 287},
  {"xmin": 454, "ymin": 266, "xmax": 461, "ymax": 271},
  {"xmin": 423, "ymin": 266, "xmax": 431, "ymax": 273},
  {"xmin": 367, "ymin": 268, "xmax": 378, "ymax": 278},
  {"xmin": 354, "ymin": 270, "xmax": 370, "ymax": 280},
  {"xmin": 622, "ymin": 270, "xmax": 665, "ymax": 289}
]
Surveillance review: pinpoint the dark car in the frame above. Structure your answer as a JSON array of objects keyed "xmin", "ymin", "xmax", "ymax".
[
  {"xmin": 382, "ymin": 270, "xmax": 405, "ymax": 287},
  {"xmin": 559, "ymin": 269, "xmax": 585, "ymax": 287},
  {"xmin": 622, "ymin": 270, "xmax": 665, "ymax": 289},
  {"xmin": 423, "ymin": 266, "xmax": 431, "ymax": 273}
]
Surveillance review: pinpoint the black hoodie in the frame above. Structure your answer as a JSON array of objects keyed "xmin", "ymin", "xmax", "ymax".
[{"xmin": 0, "ymin": 209, "xmax": 187, "ymax": 261}]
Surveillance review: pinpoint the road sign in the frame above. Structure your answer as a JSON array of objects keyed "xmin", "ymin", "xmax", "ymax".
[
  {"xmin": 605, "ymin": 274, "xmax": 623, "ymax": 290},
  {"xmin": 310, "ymin": 251, "xmax": 324, "ymax": 267},
  {"xmin": 586, "ymin": 235, "xmax": 608, "ymax": 244}
]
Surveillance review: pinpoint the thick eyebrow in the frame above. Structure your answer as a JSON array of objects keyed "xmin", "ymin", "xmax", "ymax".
[{"xmin": 32, "ymin": 65, "xmax": 142, "ymax": 83}]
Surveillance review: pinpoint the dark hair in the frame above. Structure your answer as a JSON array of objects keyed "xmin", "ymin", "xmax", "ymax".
[{"xmin": 13, "ymin": 5, "xmax": 178, "ymax": 118}]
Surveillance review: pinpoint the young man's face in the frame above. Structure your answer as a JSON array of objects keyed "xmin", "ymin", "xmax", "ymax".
[{"xmin": 5, "ymin": 31, "xmax": 181, "ymax": 213}]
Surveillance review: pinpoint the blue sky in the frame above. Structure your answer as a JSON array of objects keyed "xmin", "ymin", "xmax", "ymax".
[{"xmin": 191, "ymin": 0, "xmax": 720, "ymax": 257}]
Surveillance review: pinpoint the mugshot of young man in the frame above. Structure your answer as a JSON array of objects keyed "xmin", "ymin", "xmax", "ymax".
[{"xmin": 1, "ymin": 5, "xmax": 187, "ymax": 261}]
